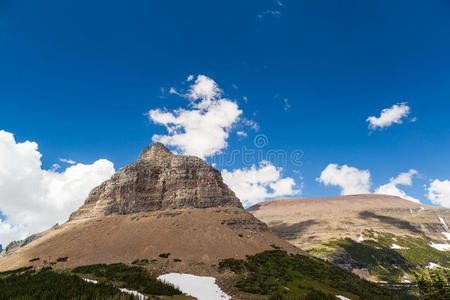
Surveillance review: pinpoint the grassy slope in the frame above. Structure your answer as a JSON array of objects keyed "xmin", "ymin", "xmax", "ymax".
[
  {"xmin": 219, "ymin": 250, "xmax": 417, "ymax": 299},
  {"xmin": 318, "ymin": 230, "xmax": 449, "ymax": 282}
]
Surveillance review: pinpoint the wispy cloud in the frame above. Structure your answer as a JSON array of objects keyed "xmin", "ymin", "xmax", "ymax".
[
  {"xmin": 283, "ymin": 98, "xmax": 291, "ymax": 111},
  {"xmin": 60, "ymin": 158, "xmax": 76, "ymax": 165},
  {"xmin": 257, "ymin": 10, "xmax": 281, "ymax": 19}
]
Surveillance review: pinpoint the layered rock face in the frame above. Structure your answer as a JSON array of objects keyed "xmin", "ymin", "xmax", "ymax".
[{"xmin": 70, "ymin": 143, "xmax": 242, "ymax": 220}]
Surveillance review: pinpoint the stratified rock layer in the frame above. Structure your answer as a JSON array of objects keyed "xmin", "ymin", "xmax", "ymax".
[{"xmin": 70, "ymin": 143, "xmax": 242, "ymax": 220}]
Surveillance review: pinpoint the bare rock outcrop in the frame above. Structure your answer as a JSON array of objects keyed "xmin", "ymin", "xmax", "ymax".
[{"xmin": 70, "ymin": 143, "xmax": 242, "ymax": 220}]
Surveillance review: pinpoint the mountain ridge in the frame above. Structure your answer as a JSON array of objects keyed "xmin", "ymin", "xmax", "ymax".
[{"xmin": 0, "ymin": 143, "xmax": 301, "ymax": 273}]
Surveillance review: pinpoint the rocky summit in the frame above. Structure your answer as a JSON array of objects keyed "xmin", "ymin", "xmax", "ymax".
[{"xmin": 70, "ymin": 143, "xmax": 242, "ymax": 220}]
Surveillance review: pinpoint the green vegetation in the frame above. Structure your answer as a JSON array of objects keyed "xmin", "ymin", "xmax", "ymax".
[
  {"xmin": 0, "ymin": 266, "xmax": 33, "ymax": 277},
  {"xmin": 159, "ymin": 252, "xmax": 170, "ymax": 258},
  {"xmin": 131, "ymin": 258, "xmax": 149, "ymax": 265},
  {"xmin": 323, "ymin": 232, "xmax": 449, "ymax": 282},
  {"xmin": 325, "ymin": 238, "xmax": 408, "ymax": 282},
  {"xmin": 173, "ymin": 258, "xmax": 182, "ymax": 262},
  {"xmin": 0, "ymin": 268, "xmax": 131, "ymax": 299},
  {"xmin": 56, "ymin": 256, "xmax": 69, "ymax": 262},
  {"xmin": 415, "ymin": 268, "xmax": 450, "ymax": 299},
  {"xmin": 367, "ymin": 232, "xmax": 449, "ymax": 267},
  {"xmin": 28, "ymin": 257, "xmax": 40, "ymax": 262},
  {"xmin": 72, "ymin": 263, "xmax": 181, "ymax": 296},
  {"xmin": 307, "ymin": 248, "xmax": 333, "ymax": 257},
  {"xmin": 238, "ymin": 233, "xmax": 243, "ymax": 237},
  {"xmin": 219, "ymin": 250, "xmax": 416, "ymax": 299}
]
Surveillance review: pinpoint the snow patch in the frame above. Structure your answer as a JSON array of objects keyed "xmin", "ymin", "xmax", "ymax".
[
  {"xmin": 442, "ymin": 232, "xmax": 450, "ymax": 241},
  {"xmin": 430, "ymin": 242, "xmax": 450, "ymax": 251},
  {"xmin": 82, "ymin": 278, "xmax": 147, "ymax": 300},
  {"xmin": 401, "ymin": 279, "xmax": 411, "ymax": 283},
  {"xmin": 157, "ymin": 273, "xmax": 231, "ymax": 300},
  {"xmin": 83, "ymin": 278, "xmax": 98, "ymax": 284},
  {"xmin": 391, "ymin": 244, "xmax": 407, "ymax": 249},
  {"xmin": 119, "ymin": 287, "xmax": 148, "ymax": 300},
  {"xmin": 439, "ymin": 217, "xmax": 449, "ymax": 231},
  {"xmin": 336, "ymin": 296, "xmax": 351, "ymax": 300},
  {"xmin": 427, "ymin": 262, "xmax": 442, "ymax": 269},
  {"xmin": 356, "ymin": 235, "xmax": 364, "ymax": 243}
]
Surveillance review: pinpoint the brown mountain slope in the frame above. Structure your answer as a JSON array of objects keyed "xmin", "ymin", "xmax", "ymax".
[
  {"xmin": 0, "ymin": 144, "xmax": 300, "ymax": 273},
  {"xmin": 248, "ymin": 194, "xmax": 450, "ymax": 247},
  {"xmin": 248, "ymin": 194, "xmax": 450, "ymax": 282}
]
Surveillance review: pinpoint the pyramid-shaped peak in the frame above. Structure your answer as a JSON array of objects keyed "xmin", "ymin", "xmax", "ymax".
[{"xmin": 139, "ymin": 142, "xmax": 174, "ymax": 163}]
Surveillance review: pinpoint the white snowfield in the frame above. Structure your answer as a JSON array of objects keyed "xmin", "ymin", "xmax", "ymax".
[
  {"xmin": 336, "ymin": 295, "xmax": 351, "ymax": 300},
  {"xmin": 82, "ymin": 278, "xmax": 148, "ymax": 300},
  {"xmin": 157, "ymin": 273, "xmax": 231, "ymax": 300},
  {"xmin": 430, "ymin": 242, "xmax": 450, "ymax": 251}
]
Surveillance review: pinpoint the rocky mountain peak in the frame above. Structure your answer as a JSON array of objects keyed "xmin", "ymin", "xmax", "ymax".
[
  {"xmin": 139, "ymin": 142, "xmax": 174, "ymax": 164},
  {"xmin": 69, "ymin": 143, "xmax": 243, "ymax": 220}
]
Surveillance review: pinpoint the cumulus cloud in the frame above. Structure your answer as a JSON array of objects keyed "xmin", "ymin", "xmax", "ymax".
[
  {"xmin": 149, "ymin": 75, "xmax": 247, "ymax": 159},
  {"xmin": 0, "ymin": 130, "xmax": 115, "ymax": 246},
  {"xmin": 222, "ymin": 161, "xmax": 300, "ymax": 207},
  {"xmin": 427, "ymin": 179, "xmax": 450, "ymax": 208},
  {"xmin": 375, "ymin": 169, "xmax": 420, "ymax": 203},
  {"xmin": 366, "ymin": 102, "xmax": 411, "ymax": 130},
  {"xmin": 317, "ymin": 163, "xmax": 371, "ymax": 195}
]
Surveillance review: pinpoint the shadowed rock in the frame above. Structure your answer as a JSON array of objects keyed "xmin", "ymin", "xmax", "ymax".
[
  {"xmin": 269, "ymin": 219, "xmax": 322, "ymax": 240},
  {"xmin": 358, "ymin": 211, "xmax": 423, "ymax": 234}
]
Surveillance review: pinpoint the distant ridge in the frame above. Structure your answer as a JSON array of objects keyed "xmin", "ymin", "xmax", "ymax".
[{"xmin": 249, "ymin": 194, "xmax": 450, "ymax": 282}]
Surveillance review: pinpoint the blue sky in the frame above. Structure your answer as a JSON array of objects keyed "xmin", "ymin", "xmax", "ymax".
[{"xmin": 1, "ymin": 0, "xmax": 450, "ymax": 225}]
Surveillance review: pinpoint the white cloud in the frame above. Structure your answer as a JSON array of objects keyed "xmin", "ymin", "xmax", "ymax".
[
  {"xmin": 236, "ymin": 131, "xmax": 247, "ymax": 137},
  {"xmin": 427, "ymin": 179, "xmax": 450, "ymax": 208},
  {"xmin": 241, "ymin": 118, "xmax": 259, "ymax": 131},
  {"xmin": 186, "ymin": 75, "xmax": 222, "ymax": 109},
  {"xmin": 0, "ymin": 130, "xmax": 115, "ymax": 246},
  {"xmin": 222, "ymin": 161, "xmax": 300, "ymax": 207},
  {"xmin": 257, "ymin": 10, "xmax": 281, "ymax": 19},
  {"xmin": 375, "ymin": 169, "xmax": 420, "ymax": 203},
  {"xmin": 366, "ymin": 102, "xmax": 411, "ymax": 130},
  {"xmin": 59, "ymin": 158, "xmax": 76, "ymax": 164},
  {"xmin": 149, "ymin": 75, "xmax": 247, "ymax": 159},
  {"xmin": 186, "ymin": 74, "xmax": 194, "ymax": 82},
  {"xmin": 317, "ymin": 163, "xmax": 371, "ymax": 195},
  {"xmin": 283, "ymin": 98, "xmax": 291, "ymax": 111}
]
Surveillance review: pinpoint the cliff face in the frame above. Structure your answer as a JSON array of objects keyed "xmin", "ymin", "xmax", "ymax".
[{"xmin": 70, "ymin": 143, "xmax": 242, "ymax": 220}]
